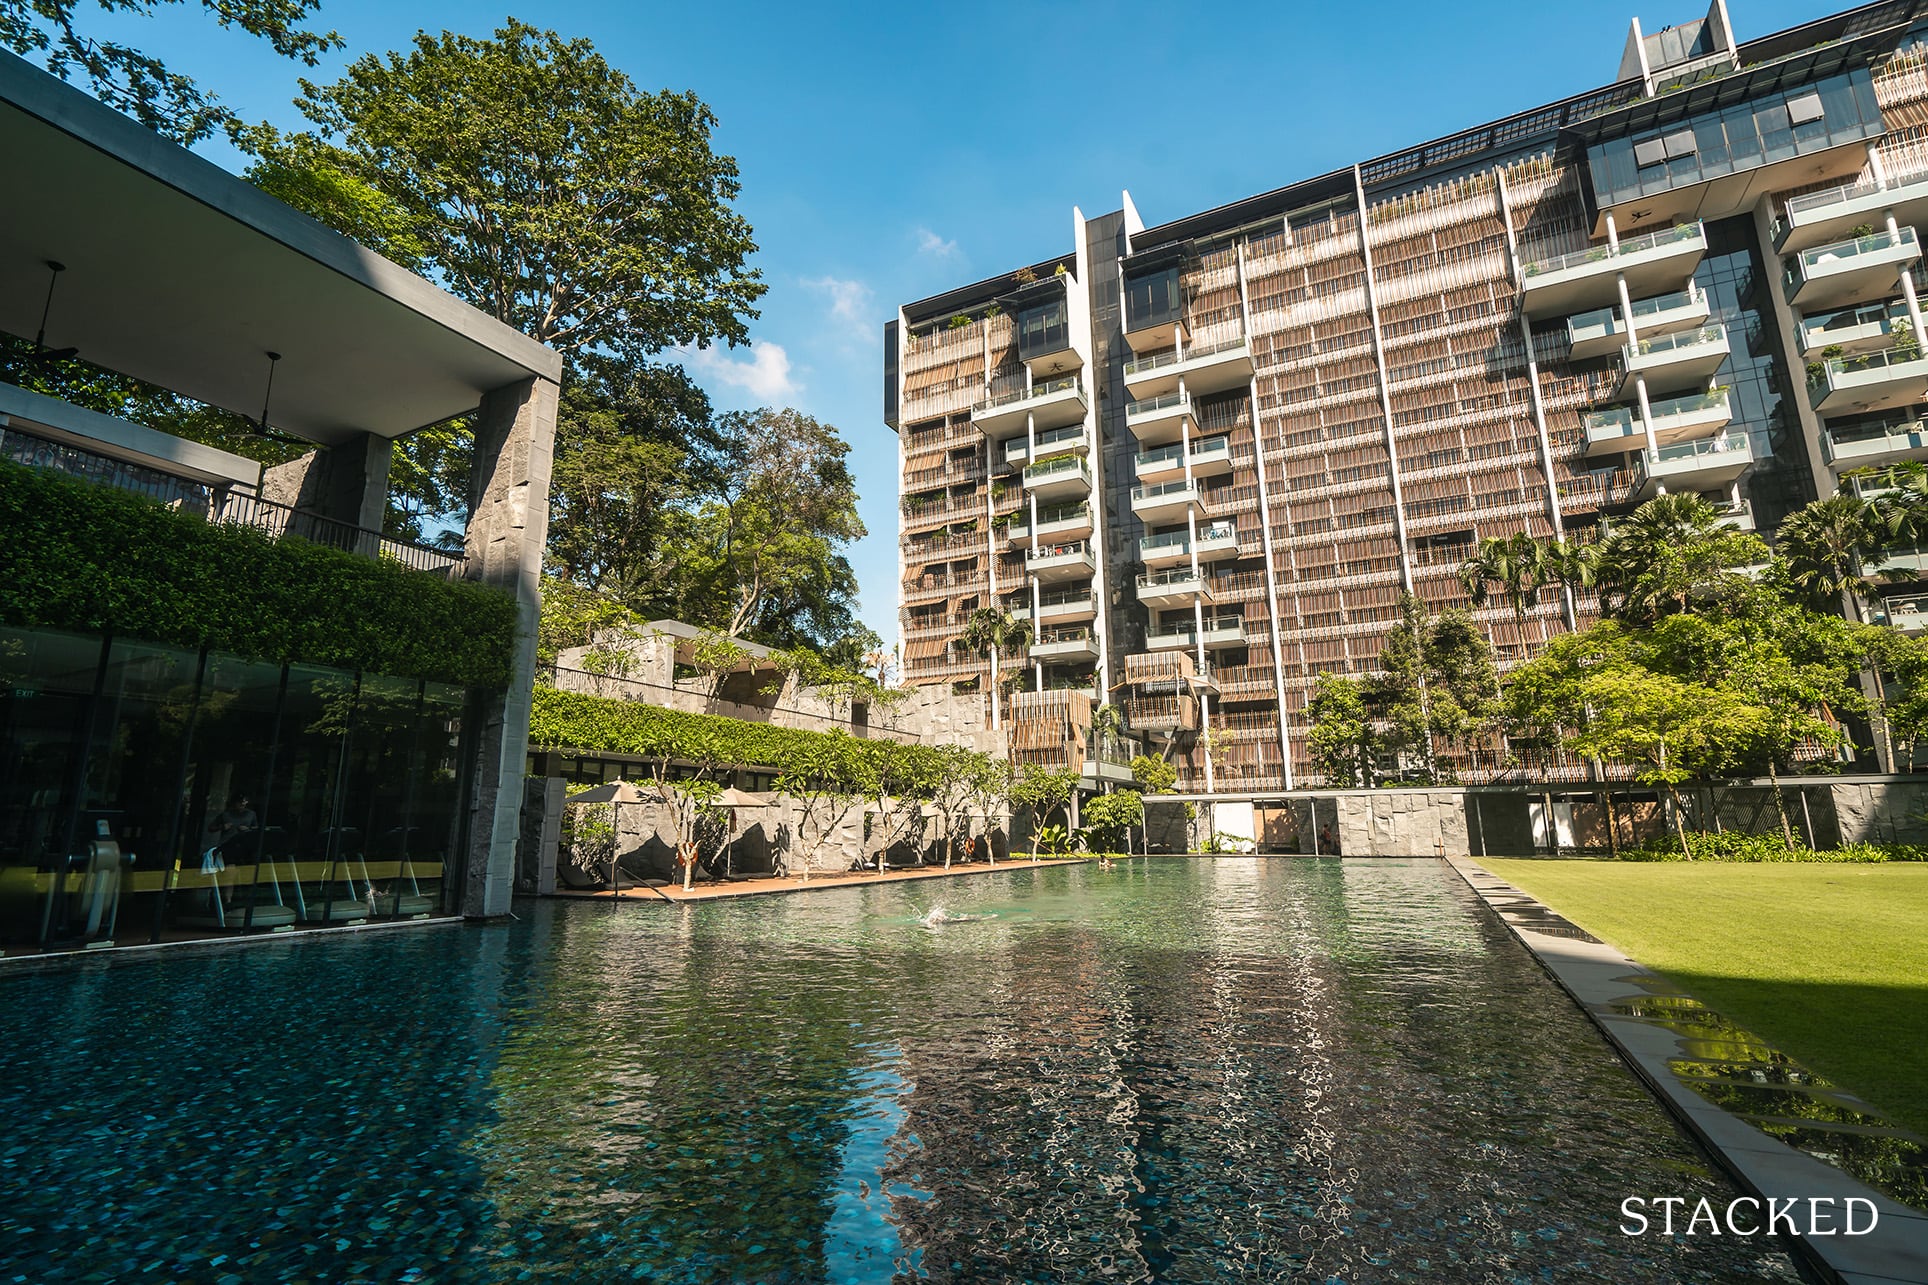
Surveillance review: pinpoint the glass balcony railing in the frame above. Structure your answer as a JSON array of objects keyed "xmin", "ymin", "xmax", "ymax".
[
  {"xmin": 1023, "ymin": 454, "xmax": 1089, "ymax": 483},
  {"xmin": 976, "ymin": 374, "xmax": 1081, "ymax": 414},
  {"xmin": 1135, "ymin": 443, "xmax": 1184, "ymax": 469},
  {"xmin": 1628, "ymin": 323, "xmax": 1725, "ymax": 358},
  {"xmin": 1195, "ymin": 520, "xmax": 1237, "ymax": 544},
  {"xmin": 1131, "ymin": 479, "xmax": 1199, "ymax": 503},
  {"xmin": 1121, "ymin": 336, "xmax": 1250, "ymax": 378},
  {"xmin": 1569, "ymin": 285, "xmax": 1704, "ymax": 341},
  {"xmin": 1036, "ymin": 592, "xmax": 1094, "ymax": 611},
  {"xmin": 1641, "ymin": 430, "xmax": 1750, "ymax": 470},
  {"xmin": 1137, "ymin": 568, "xmax": 1205, "ymax": 590},
  {"xmin": 1125, "ymin": 391, "xmax": 1191, "ymax": 419},
  {"xmin": 1813, "ymin": 344, "xmax": 1928, "ymax": 386},
  {"xmin": 1140, "ymin": 531, "xmax": 1190, "ymax": 552},
  {"xmin": 1784, "ymin": 228, "xmax": 1920, "ymax": 291},
  {"xmin": 1027, "ymin": 539, "xmax": 1090, "ymax": 563},
  {"xmin": 1011, "ymin": 503, "xmax": 1090, "ymax": 535},
  {"xmin": 1521, "ymin": 222, "xmax": 1702, "ymax": 279}
]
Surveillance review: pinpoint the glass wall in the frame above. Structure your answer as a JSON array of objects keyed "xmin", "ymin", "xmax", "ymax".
[
  {"xmin": 1588, "ymin": 71, "xmax": 1883, "ymax": 210},
  {"xmin": 0, "ymin": 625, "xmax": 472, "ymax": 952}
]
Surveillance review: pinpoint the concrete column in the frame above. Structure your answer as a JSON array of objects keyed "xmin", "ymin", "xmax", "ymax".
[
  {"xmin": 1890, "ymin": 213, "xmax": 1926, "ymax": 340},
  {"xmin": 1616, "ymin": 274, "xmax": 1640, "ymax": 347},
  {"xmin": 260, "ymin": 431, "xmax": 394, "ymax": 553},
  {"xmin": 462, "ymin": 374, "xmax": 559, "ymax": 920}
]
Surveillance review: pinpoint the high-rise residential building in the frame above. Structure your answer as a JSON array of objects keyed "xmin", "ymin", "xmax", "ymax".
[{"xmin": 887, "ymin": 0, "xmax": 1928, "ymax": 793}]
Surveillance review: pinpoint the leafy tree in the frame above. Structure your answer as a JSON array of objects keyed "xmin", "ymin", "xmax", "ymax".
[
  {"xmin": 1457, "ymin": 531, "xmax": 1545, "ymax": 645},
  {"xmin": 773, "ymin": 734, "xmax": 865, "ymax": 878},
  {"xmin": 1081, "ymin": 790, "xmax": 1143, "ymax": 853},
  {"xmin": 4, "ymin": 0, "xmax": 340, "ymax": 144},
  {"xmin": 1129, "ymin": 754, "xmax": 1177, "ymax": 795},
  {"xmin": 1539, "ymin": 535, "xmax": 1600, "ymax": 631},
  {"xmin": 961, "ymin": 755, "xmax": 1014, "ymax": 863},
  {"xmin": 537, "ymin": 577, "xmax": 645, "ymax": 669},
  {"xmin": 1597, "ymin": 493, "xmax": 1767, "ymax": 624},
  {"xmin": 662, "ymin": 407, "xmax": 866, "ymax": 644},
  {"xmin": 1306, "ymin": 673, "xmax": 1377, "ymax": 788},
  {"xmin": 958, "ymin": 608, "xmax": 1034, "ymax": 728},
  {"xmin": 1370, "ymin": 594, "xmax": 1499, "ymax": 783},
  {"xmin": 546, "ymin": 357, "xmax": 719, "ymax": 597},
  {"xmin": 1010, "ymin": 763, "xmax": 1078, "ymax": 841},
  {"xmin": 1775, "ymin": 492, "xmax": 1892, "ymax": 612},
  {"xmin": 280, "ymin": 19, "xmax": 762, "ymax": 364},
  {"xmin": 239, "ymin": 123, "xmax": 427, "ymax": 269}
]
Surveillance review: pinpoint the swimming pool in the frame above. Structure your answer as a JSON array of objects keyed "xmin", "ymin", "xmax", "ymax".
[{"xmin": 0, "ymin": 858, "xmax": 1800, "ymax": 1281}]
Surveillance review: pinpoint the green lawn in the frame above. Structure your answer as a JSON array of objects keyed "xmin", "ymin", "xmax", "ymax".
[{"xmin": 1481, "ymin": 860, "xmax": 1928, "ymax": 1138}]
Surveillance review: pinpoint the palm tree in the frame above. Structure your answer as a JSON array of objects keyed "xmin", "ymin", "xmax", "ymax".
[
  {"xmin": 1777, "ymin": 493, "xmax": 1890, "ymax": 613},
  {"xmin": 1597, "ymin": 493, "xmax": 1764, "ymax": 624},
  {"xmin": 1538, "ymin": 535, "xmax": 1600, "ymax": 631},
  {"xmin": 958, "ymin": 607, "xmax": 1032, "ymax": 727},
  {"xmin": 1457, "ymin": 532, "xmax": 1546, "ymax": 649}
]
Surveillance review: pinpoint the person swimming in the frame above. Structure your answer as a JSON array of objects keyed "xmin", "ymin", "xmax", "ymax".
[{"xmin": 919, "ymin": 905, "xmax": 996, "ymax": 927}]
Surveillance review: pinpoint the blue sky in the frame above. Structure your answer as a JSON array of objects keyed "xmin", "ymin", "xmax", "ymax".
[{"xmin": 78, "ymin": 0, "xmax": 1828, "ymax": 651}]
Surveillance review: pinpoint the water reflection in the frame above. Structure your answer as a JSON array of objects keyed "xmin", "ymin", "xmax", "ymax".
[{"xmin": 0, "ymin": 859, "xmax": 1801, "ymax": 1282}]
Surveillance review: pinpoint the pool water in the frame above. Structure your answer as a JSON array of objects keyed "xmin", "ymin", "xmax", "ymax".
[{"xmin": 0, "ymin": 858, "xmax": 1801, "ymax": 1282}]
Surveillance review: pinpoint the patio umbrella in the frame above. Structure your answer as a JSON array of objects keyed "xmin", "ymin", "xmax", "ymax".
[
  {"xmin": 711, "ymin": 787, "xmax": 764, "ymax": 874},
  {"xmin": 565, "ymin": 780, "xmax": 645, "ymax": 894}
]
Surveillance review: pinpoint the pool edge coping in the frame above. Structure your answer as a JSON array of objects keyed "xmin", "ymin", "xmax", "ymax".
[
  {"xmin": 1446, "ymin": 856, "xmax": 1928, "ymax": 1285},
  {"xmin": 0, "ymin": 912, "xmax": 466, "ymax": 975}
]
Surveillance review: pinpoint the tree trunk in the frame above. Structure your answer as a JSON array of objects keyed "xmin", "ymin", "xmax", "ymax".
[
  {"xmin": 1600, "ymin": 786, "xmax": 1621, "ymax": 858},
  {"xmin": 1664, "ymin": 783, "xmax": 1692, "ymax": 858},
  {"xmin": 1767, "ymin": 760, "xmax": 1797, "ymax": 852}
]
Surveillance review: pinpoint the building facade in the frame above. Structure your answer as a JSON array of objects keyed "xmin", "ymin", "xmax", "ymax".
[
  {"xmin": 888, "ymin": 0, "xmax": 1928, "ymax": 793},
  {"xmin": 0, "ymin": 49, "xmax": 561, "ymax": 952}
]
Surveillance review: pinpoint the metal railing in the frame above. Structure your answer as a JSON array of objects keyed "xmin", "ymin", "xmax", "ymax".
[
  {"xmin": 1137, "ymin": 568, "xmax": 1206, "ymax": 590},
  {"xmin": 1521, "ymin": 221, "xmax": 1702, "ymax": 279},
  {"xmin": 1006, "ymin": 425, "xmax": 1087, "ymax": 461},
  {"xmin": 1035, "ymin": 591, "xmax": 1095, "ymax": 612},
  {"xmin": 1026, "ymin": 539, "xmax": 1092, "ymax": 563},
  {"xmin": 212, "ymin": 493, "xmax": 463, "ymax": 575},
  {"xmin": 1783, "ymin": 176, "xmax": 1887, "ymax": 221},
  {"xmin": 1643, "ymin": 430, "xmax": 1750, "ymax": 469}
]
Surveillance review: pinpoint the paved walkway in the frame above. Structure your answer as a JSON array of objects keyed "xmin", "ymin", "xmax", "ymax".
[
  {"xmin": 1448, "ymin": 857, "xmax": 1928, "ymax": 1285},
  {"xmin": 552, "ymin": 857, "xmax": 1089, "ymax": 904}
]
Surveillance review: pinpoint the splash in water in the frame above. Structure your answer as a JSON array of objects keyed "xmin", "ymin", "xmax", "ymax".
[{"xmin": 918, "ymin": 905, "xmax": 996, "ymax": 927}]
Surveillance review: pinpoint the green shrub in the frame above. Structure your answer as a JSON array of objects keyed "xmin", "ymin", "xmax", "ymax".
[
  {"xmin": 0, "ymin": 459, "xmax": 516, "ymax": 686},
  {"xmin": 1624, "ymin": 830, "xmax": 1925, "ymax": 863}
]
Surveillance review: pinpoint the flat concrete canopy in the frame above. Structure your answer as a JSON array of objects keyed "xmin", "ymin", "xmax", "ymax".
[{"xmin": 0, "ymin": 52, "xmax": 562, "ymax": 449}]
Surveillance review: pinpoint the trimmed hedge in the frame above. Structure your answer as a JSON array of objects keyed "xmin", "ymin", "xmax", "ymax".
[
  {"xmin": 530, "ymin": 685, "xmax": 960, "ymax": 788},
  {"xmin": 0, "ymin": 458, "xmax": 517, "ymax": 687},
  {"xmin": 1624, "ymin": 830, "xmax": 1927, "ymax": 862}
]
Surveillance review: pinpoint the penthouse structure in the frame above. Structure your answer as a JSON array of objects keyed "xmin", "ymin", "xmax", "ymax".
[{"xmin": 888, "ymin": 0, "xmax": 1928, "ymax": 792}]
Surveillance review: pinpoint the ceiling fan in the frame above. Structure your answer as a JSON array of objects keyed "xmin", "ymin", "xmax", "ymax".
[
  {"xmin": 27, "ymin": 261, "xmax": 79, "ymax": 363},
  {"xmin": 251, "ymin": 350, "xmax": 311, "ymax": 448}
]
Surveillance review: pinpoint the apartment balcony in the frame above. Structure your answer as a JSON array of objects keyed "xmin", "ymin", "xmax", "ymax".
[
  {"xmin": 1139, "ymin": 530, "xmax": 1194, "ymax": 569},
  {"xmin": 1797, "ymin": 300, "xmax": 1911, "ymax": 359},
  {"xmin": 1025, "ymin": 540, "xmax": 1097, "ymax": 583},
  {"xmin": 1146, "ymin": 619, "xmax": 1248, "ymax": 652},
  {"xmin": 1615, "ymin": 324, "xmax": 1729, "ymax": 398},
  {"xmin": 1519, "ymin": 222, "xmax": 1706, "ymax": 318},
  {"xmin": 1034, "ymin": 591, "xmax": 1097, "ymax": 624},
  {"xmin": 1132, "ymin": 434, "xmax": 1233, "ymax": 485},
  {"xmin": 1007, "ymin": 502, "xmax": 1093, "ymax": 545},
  {"xmin": 1002, "ymin": 423, "xmax": 1090, "ymax": 466},
  {"xmin": 1823, "ymin": 417, "xmax": 1928, "ymax": 470},
  {"xmin": 1634, "ymin": 431, "xmax": 1754, "ymax": 499},
  {"xmin": 1030, "ymin": 627, "xmax": 1099, "ymax": 664},
  {"xmin": 1136, "ymin": 568, "xmax": 1211, "ymax": 609},
  {"xmin": 1582, "ymin": 388, "xmax": 1733, "ymax": 458},
  {"xmin": 1808, "ymin": 345, "xmax": 1928, "ymax": 417},
  {"xmin": 1126, "ymin": 692, "xmax": 1199, "ymax": 733},
  {"xmin": 1872, "ymin": 545, "xmax": 1928, "ymax": 580},
  {"xmin": 1709, "ymin": 497, "xmax": 1756, "ymax": 532},
  {"xmin": 1782, "ymin": 228, "xmax": 1921, "ymax": 311},
  {"xmin": 1193, "ymin": 520, "xmax": 1242, "ymax": 561},
  {"xmin": 1021, "ymin": 452, "xmax": 1093, "ymax": 500},
  {"xmin": 1129, "ymin": 478, "xmax": 1201, "ymax": 522},
  {"xmin": 1773, "ymin": 173, "xmax": 1928, "ymax": 254},
  {"xmin": 1120, "ymin": 336, "xmax": 1254, "ymax": 399},
  {"xmin": 1851, "ymin": 471, "xmax": 1907, "ymax": 503},
  {"xmin": 1566, "ymin": 285, "xmax": 1710, "ymax": 361},
  {"xmin": 1124, "ymin": 391, "xmax": 1196, "ymax": 446},
  {"xmin": 1880, "ymin": 596, "xmax": 1928, "ymax": 634},
  {"xmin": 971, "ymin": 375, "xmax": 1088, "ymax": 440}
]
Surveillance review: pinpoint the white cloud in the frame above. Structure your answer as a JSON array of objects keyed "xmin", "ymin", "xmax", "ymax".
[
  {"xmin": 802, "ymin": 275, "xmax": 874, "ymax": 342},
  {"xmin": 684, "ymin": 341, "xmax": 797, "ymax": 401},
  {"xmin": 916, "ymin": 226, "xmax": 959, "ymax": 259}
]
